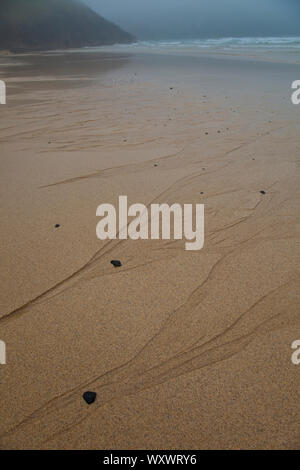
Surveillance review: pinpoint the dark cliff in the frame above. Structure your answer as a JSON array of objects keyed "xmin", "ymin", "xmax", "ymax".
[{"xmin": 0, "ymin": 0, "xmax": 135, "ymax": 52}]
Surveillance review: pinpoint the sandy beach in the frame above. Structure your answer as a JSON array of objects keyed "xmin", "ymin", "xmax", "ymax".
[{"xmin": 0, "ymin": 46, "xmax": 299, "ymax": 449}]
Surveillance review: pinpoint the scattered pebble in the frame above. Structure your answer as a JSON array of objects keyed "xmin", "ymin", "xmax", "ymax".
[
  {"xmin": 55, "ymin": 224, "xmax": 60, "ymax": 228},
  {"xmin": 217, "ymin": 130, "xmax": 221, "ymax": 133},
  {"xmin": 200, "ymin": 192, "xmax": 204, "ymax": 195},
  {"xmin": 111, "ymin": 260, "xmax": 122, "ymax": 268},
  {"xmin": 83, "ymin": 391, "xmax": 97, "ymax": 405},
  {"xmin": 154, "ymin": 163, "xmax": 158, "ymax": 167},
  {"xmin": 260, "ymin": 190, "xmax": 266, "ymax": 195},
  {"xmin": 170, "ymin": 87, "xmax": 174, "ymax": 90},
  {"xmin": 205, "ymin": 132, "xmax": 209, "ymax": 135}
]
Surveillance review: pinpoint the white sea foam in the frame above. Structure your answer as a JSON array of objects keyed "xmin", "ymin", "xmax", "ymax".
[{"xmin": 118, "ymin": 37, "xmax": 300, "ymax": 50}]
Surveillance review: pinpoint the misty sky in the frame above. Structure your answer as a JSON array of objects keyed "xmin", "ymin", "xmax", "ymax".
[{"xmin": 83, "ymin": 0, "xmax": 300, "ymax": 40}]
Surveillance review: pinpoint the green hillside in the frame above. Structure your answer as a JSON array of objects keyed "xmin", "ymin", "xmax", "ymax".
[{"xmin": 0, "ymin": 0, "xmax": 135, "ymax": 52}]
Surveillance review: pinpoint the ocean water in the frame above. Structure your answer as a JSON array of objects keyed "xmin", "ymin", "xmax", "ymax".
[{"xmin": 119, "ymin": 37, "xmax": 300, "ymax": 51}]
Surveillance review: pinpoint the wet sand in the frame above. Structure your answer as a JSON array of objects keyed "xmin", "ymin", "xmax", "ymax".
[{"xmin": 0, "ymin": 49, "xmax": 299, "ymax": 449}]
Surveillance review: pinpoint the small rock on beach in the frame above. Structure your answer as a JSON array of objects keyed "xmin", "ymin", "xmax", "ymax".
[{"xmin": 83, "ymin": 391, "xmax": 97, "ymax": 405}]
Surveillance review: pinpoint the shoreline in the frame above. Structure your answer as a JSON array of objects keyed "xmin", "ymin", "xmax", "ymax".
[{"xmin": 1, "ymin": 35, "xmax": 300, "ymax": 66}]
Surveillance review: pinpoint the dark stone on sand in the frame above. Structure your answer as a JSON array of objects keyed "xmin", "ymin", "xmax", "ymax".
[
  {"xmin": 205, "ymin": 132, "xmax": 209, "ymax": 135},
  {"xmin": 170, "ymin": 87, "xmax": 174, "ymax": 90},
  {"xmin": 200, "ymin": 192, "xmax": 204, "ymax": 194},
  {"xmin": 83, "ymin": 391, "xmax": 96, "ymax": 405},
  {"xmin": 111, "ymin": 260, "xmax": 122, "ymax": 267},
  {"xmin": 55, "ymin": 224, "xmax": 60, "ymax": 228},
  {"xmin": 260, "ymin": 190, "xmax": 266, "ymax": 195},
  {"xmin": 154, "ymin": 163, "xmax": 158, "ymax": 167}
]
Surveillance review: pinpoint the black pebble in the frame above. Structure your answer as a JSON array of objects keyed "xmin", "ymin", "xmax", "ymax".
[
  {"xmin": 205, "ymin": 132, "xmax": 209, "ymax": 135},
  {"xmin": 260, "ymin": 190, "xmax": 266, "ymax": 195},
  {"xmin": 154, "ymin": 163, "xmax": 158, "ymax": 167},
  {"xmin": 170, "ymin": 87, "xmax": 174, "ymax": 90},
  {"xmin": 83, "ymin": 391, "xmax": 97, "ymax": 405},
  {"xmin": 55, "ymin": 224, "xmax": 60, "ymax": 228},
  {"xmin": 200, "ymin": 192, "xmax": 204, "ymax": 195},
  {"xmin": 111, "ymin": 260, "xmax": 122, "ymax": 268}
]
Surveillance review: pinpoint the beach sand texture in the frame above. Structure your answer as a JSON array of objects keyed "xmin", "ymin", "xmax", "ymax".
[{"xmin": 0, "ymin": 49, "xmax": 299, "ymax": 449}]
